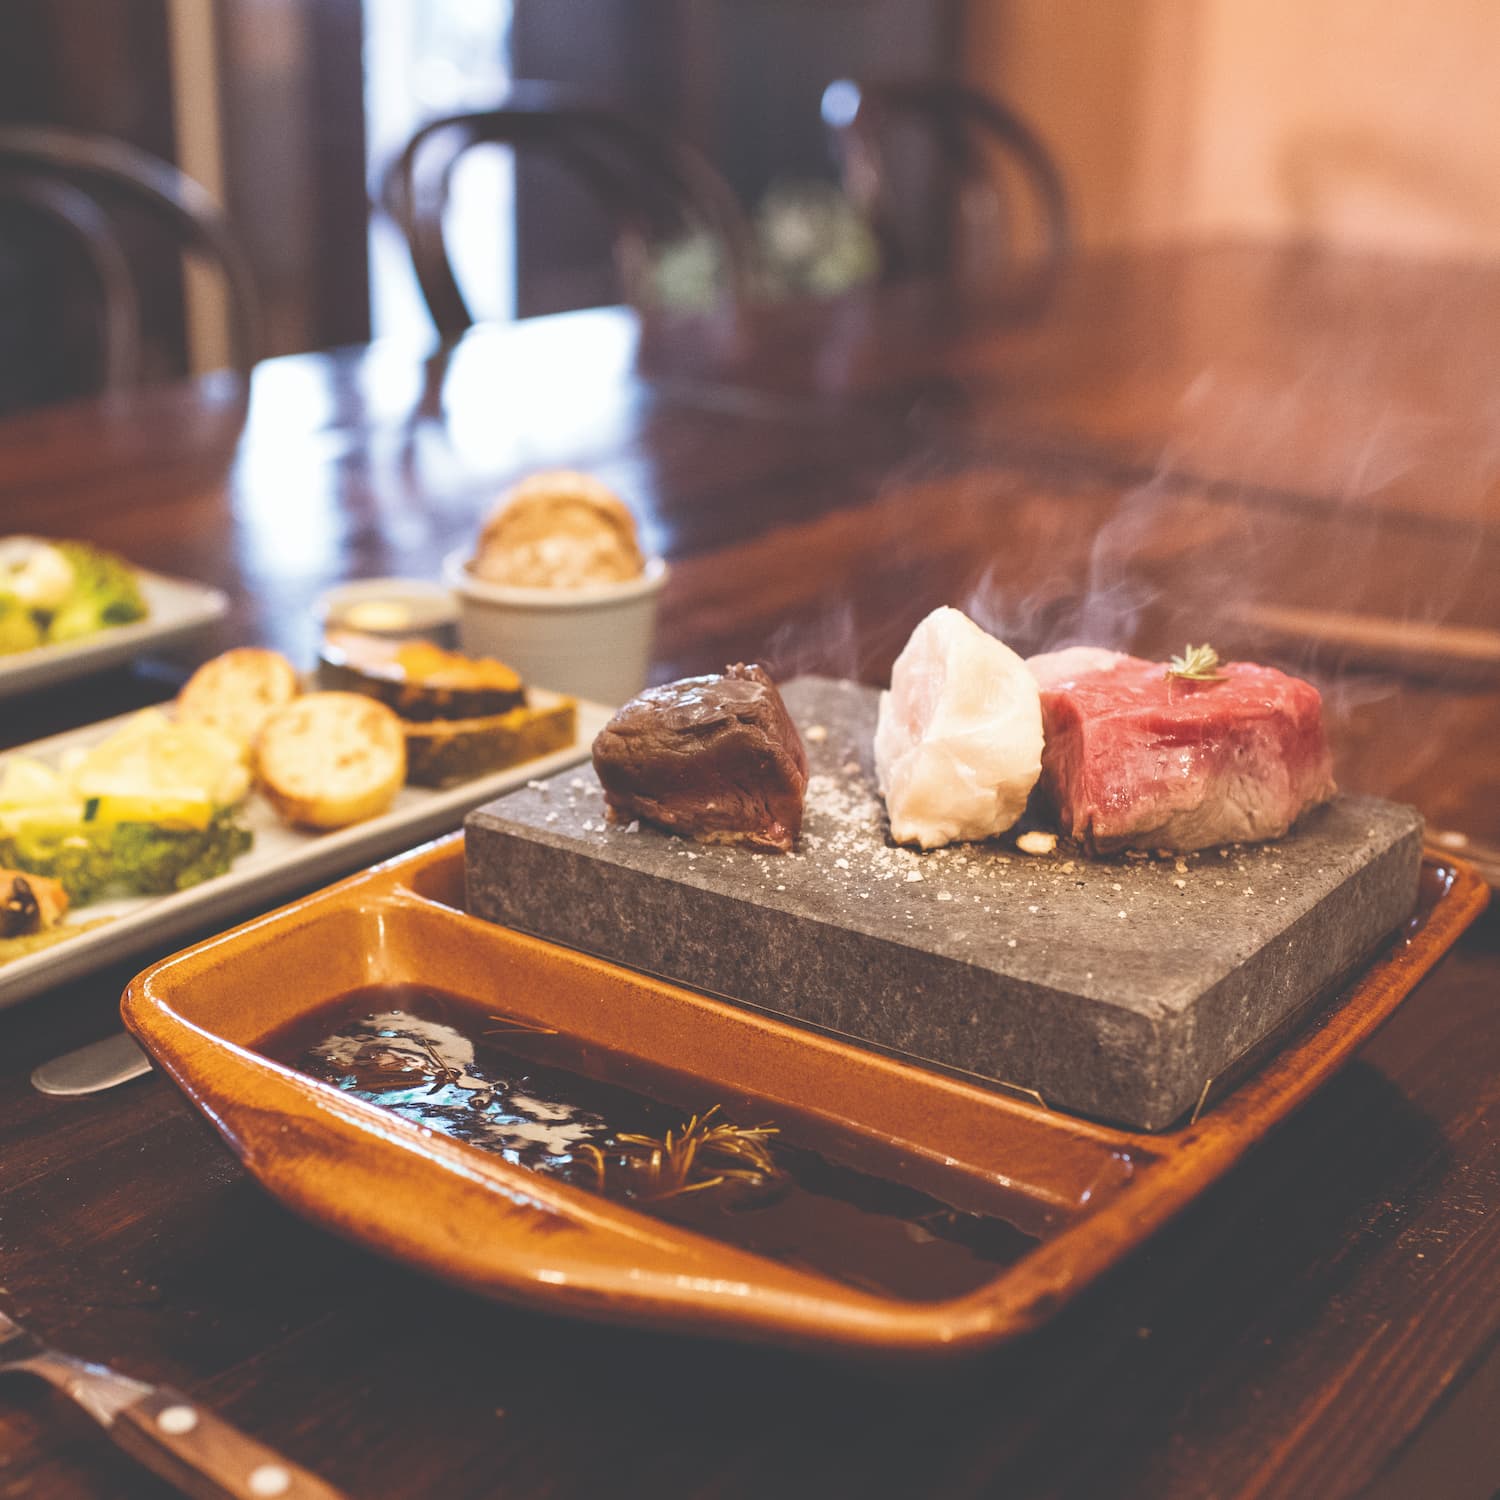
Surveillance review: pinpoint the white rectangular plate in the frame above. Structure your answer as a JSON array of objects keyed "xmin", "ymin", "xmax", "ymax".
[
  {"xmin": 0, "ymin": 563, "xmax": 229, "ymax": 702},
  {"xmin": 0, "ymin": 692, "xmax": 612, "ymax": 1009}
]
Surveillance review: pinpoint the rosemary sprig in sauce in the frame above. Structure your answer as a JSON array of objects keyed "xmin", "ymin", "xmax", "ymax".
[
  {"xmin": 483, "ymin": 1014, "xmax": 558, "ymax": 1037},
  {"xmin": 1165, "ymin": 643, "xmax": 1227, "ymax": 684},
  {"xmin": 573, "ymin": 1105, "xmax": 782, "ymax": 1203},
  {"xmin": 348, "ymin": 1021, "xmax": 782, "ymax": 1204}
]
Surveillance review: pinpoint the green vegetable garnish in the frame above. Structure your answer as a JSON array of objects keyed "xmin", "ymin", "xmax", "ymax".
[
  {"xmin": 1165, "ymin": 644, "xmax": 1226, "ymax": 684},
  {"xmin": 0, "ymin": 539, "xmax": 147, "ymax": 652},
  {"xmin": 109, "ymin": 812, "xmax": 254, "ymax": 894},
  {"xmin": 44, "ymin": 543, "xmax": 147, "ymax": 642},
  {"xmin": 0, "ymin": 808, "xmax": 252, "ymax": 902},
  {"xmin": 0, "ymin": 598, "xmax": 43, "ymax": 656}
]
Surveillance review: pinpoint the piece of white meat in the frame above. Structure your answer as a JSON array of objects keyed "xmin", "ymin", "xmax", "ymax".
[{"xmin": 874, "ymin": 607, "xmax": 1044, "ymax": 850}]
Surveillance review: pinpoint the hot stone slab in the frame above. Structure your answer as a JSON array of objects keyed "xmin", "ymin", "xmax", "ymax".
[{"xmin": 464, "ymin": 676, "xmax": 1423, "ymax": 1130}]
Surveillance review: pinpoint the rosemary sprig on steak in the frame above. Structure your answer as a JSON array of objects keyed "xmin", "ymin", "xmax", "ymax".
[{"xmin": 1165, "ymin": 644, "xmax": 1226, "ymax": 683}]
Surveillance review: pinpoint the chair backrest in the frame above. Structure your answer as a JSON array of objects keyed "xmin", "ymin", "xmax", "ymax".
[
  {"xmin": 0, "ymin": 168, "xmax": 141, "ymax": 393},
  {"xmin": 383, "ymin": 83, "xmax": 756, "ymax": 338},
  {"xmin": 821, "ymin": 77, "xmax": 1070, "ymax": 294},
  {"xmin": 0, "ymin": 125, "xmax": 260, "ymax": 388}
]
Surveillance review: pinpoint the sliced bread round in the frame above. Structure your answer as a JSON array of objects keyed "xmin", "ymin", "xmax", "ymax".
[
  {"xmin": 256, "ymin": 692, "xmax": 406, "ymax": 829},
  {"xmin": 177, "ymin": 648, "xmax": 301, "ymax": 753}
]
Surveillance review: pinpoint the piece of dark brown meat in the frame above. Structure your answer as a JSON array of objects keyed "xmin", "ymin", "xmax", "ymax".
[
  {"xmin": 591, "ymin": 664, "xmax": 809, "ymax": 852},
  {"xmin": 1027, "ymin": 649, "xmax": 1337, "ymax": 854}
]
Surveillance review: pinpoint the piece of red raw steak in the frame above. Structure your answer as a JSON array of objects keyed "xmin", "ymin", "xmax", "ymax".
[{"xmin": 1026, "ymin": 648, "xmax": 1337, "ymax": 854}]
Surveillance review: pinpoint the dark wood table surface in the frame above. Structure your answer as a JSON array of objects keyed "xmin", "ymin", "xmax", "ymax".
[{"xmin": 2, "ymin": 244, "xmax": 1499, "ymax": 1499}]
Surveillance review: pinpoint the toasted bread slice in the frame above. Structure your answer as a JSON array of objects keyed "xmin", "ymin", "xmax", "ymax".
[
  {"xmin": 256, "ymin": 692, "xmax": 406, "ymax": 829},
  {"xmin": 403, "ymin": 695, "xmax": 576, "ymax": 787},
  {"xmin": 178, "ymin": 648, "xmax": 301, "ymax": 753}
]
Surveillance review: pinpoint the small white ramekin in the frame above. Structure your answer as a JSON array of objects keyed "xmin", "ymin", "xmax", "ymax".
[{"xmin": 442, "ymin": 550, "xmax": 667, "ymax": 707}]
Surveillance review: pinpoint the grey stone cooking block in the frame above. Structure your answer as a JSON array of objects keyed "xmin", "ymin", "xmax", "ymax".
[{"xmin": 464, "ymin": 676, "xmax": 1423, "ymax": 1131}]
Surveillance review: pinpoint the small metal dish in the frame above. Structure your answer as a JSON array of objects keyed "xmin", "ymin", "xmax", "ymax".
[{"xmin": 315, "ymin": 577, "xmax": 459, "ymax": 646}]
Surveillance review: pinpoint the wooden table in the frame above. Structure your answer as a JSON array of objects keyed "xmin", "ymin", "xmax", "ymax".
[{"xmin": 2, "ymin": 244, "xmax": 1498, "ymax": 1499}]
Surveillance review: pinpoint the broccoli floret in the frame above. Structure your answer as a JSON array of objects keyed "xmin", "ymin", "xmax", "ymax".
[
  {"xmin": 0, "ymin": 598, "xmax": 43, "ymax": 655},
  {"xmin": 0, "ymin": 824, "xmax": 115, "ymax": 902},
  {"xmin": 47, "ymin": 543, "xmax": 147, "ymax": 640}
]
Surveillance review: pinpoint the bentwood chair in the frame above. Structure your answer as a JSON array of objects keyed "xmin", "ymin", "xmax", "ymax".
[
  {"xmin": 0, "ymin": 126, "xmax": 260, "ymax": 397},
  {"xmin": 383, "ymin": 83, "xmax": 756, "ymax": 337},
  {"xmin": 820, "ymin": 78, "xmax": 1071, "ymax": 295},
  {"xmin": 0, "ymin": 169, "xmax": 142, "ymax": 394}
]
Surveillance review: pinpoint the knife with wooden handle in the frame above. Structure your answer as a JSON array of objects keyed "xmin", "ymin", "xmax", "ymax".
[
  {"xmin": 1, "ymin": 1309, "xmax": 349, "ymax": 1499},
  {"xmin": 30, "ymin": 1029, "xmax": 152, "ymax": 1095}
]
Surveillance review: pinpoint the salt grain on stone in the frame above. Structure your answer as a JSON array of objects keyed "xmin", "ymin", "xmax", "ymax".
[{"xmin": 804, "ymin": 725, "xmax": 828, "ymax": 743}]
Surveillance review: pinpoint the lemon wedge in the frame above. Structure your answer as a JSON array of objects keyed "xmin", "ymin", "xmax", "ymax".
[
  {"xmin": 0, "ymin": 756, "xmax": 70, "ymax": 808},
  {"xmin": 87, "ymin": 793, "xmax": 217, "ymax": 830},
  {"xmin": 70, "ymin": 716, "xmax": 250, "ymax": 809},
  {"xmin": 0, "ymin": 802, "xmax": 89, "ymax": 835}
]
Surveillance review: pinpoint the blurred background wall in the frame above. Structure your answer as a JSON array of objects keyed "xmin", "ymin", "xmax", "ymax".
[
  {"xmin": 3, "ymin": 0, "xmax": 1499, "ymax": 411},
  {"xmin": 0, "ymin": 0, "xmax": 365, "ymax": 389},
  {"xmin": 967, "ymin": 0, "xmax": 1500, "ymax": 259}
]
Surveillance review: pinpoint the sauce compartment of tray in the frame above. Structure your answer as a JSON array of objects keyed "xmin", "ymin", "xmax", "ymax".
[{"xmin": 136, "ymin": 840, "xmax": 1144, "ymax": 1311}]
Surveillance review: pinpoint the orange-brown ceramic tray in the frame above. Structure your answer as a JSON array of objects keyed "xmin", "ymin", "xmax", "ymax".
[{"xmin": 122, "ymin": 837, "xmax": 1487, "ymax": 1359}]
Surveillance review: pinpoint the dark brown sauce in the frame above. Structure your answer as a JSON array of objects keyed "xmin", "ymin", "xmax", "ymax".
[{"xmin": 259, "ymin": 984, "xmax": 1042, "ymax": 1302}]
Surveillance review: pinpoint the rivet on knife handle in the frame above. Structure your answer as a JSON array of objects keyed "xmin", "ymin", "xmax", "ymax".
[{"xmin": 111, "ymin": 1386, "xmax": 350, "ymax": 1500}]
